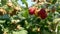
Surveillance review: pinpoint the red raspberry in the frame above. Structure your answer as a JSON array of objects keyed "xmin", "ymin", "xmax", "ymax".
[
  {"xmin": 29, "ymin": 7, "xmax": 36, "ymax": 15},
  {"xmin": 38, "ymin": 8, "xmax": 47, "ymax": 19}
]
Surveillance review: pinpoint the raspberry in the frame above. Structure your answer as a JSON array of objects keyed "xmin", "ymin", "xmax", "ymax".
[
  {"xmin": 38, "ymin": 8, "xmax": 47, "ymax": 19},
  {"xmin": 29, "ymin": 7, "xmax": 36, "ymax": 15}
]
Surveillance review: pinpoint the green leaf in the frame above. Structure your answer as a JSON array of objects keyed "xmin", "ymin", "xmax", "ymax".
[
  {"xmin": 21, "ymin": 0, "xmax": 26, "ymax": 4},
  {"xmin": 52, "ymin": 0, "xmax": 57, "ymax": 4},
  {"xmin": 3, "ymin": 28, "xmax": 9, "ymax": 32},
  {"xmin": 22, "ymin": 9, "xmax": 29, "ymax": 18},
  {"xmin": 12, "ymin": 0, "xmax": 18, "ymax": 2},
  {"xmin": 1, "ymin": 0, "xmax": 7, "ymax": 6},
  {"xmin": 11, "ymin": 0, "xmax": 18, "ymax": 3},
  {"xmin": 21, "ymin": 0, "xmax": 28, "ymax": 8},
  {"xmin": 58, "ymin": 26, "xmax": 60, "ymax": 30},
  {"xmin": 11, "ymin": 0, "xmax": 18, "ymax": 6},
  {"xmin": 12, "ymin": 30, "xmax": 28, "ymax": 34},
  {"xmin": 53, "ymin": 18, "xmax": 60, "ymax": 23},
  {"xmin": 0, "ymin": 20, "xmax": 5, "ymax": 24},
  {"xmin": 0, "ymin": 14, "xmax": 10, "ymax": 20},
  {"xmin": 43, "ymin": 30, "xmax": 51, "ymax": 34}
]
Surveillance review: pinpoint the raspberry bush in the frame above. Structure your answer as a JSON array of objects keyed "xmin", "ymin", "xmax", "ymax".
[{"xmin": 0, "ymin": 0, "xmax": 60, "ymax": 34}]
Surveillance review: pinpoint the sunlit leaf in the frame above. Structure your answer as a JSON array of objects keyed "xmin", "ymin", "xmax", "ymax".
[
  {"xmin": 21, "ymin": 0, "xmax": 28, "ymax": 8},
  {"xmin": 12, "ymin": 30, "xmax": 28, "ymax": 34}
]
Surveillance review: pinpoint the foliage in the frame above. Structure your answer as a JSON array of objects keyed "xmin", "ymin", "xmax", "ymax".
[{"xmin": 0, "ymin": 0, "xmax": 60, "ymax": 34}]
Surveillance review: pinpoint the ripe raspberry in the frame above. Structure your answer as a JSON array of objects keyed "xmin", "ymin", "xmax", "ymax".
[
  {"xmin": 29, "ymin": 7, "xmax": 36, "ymax": 15},
  {"xmin": 38, "ymin": 8, "xmax": 47, "ymax": 19}
]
